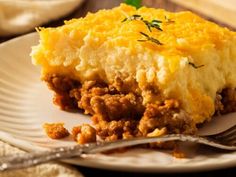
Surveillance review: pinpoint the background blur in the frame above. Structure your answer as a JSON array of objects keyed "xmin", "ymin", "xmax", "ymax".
[{"xmin": 0, "ymin": 0, "xmax": 236, "ymax": 40}]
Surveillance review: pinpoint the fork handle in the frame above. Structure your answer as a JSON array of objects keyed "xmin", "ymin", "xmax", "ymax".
[
  {"xmin": 0, "ymin": 135, "xmax": 181, "ymax": 171},
  {"xmin": 1, "ymin": 134, "xmax": 235, "ymax": 171},
  {"xmin": 0, "ymin": 145, "xmax": 88, "ymax": 171}
]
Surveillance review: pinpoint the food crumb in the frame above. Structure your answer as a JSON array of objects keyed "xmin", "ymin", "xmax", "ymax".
[
  {"xmin": 72, "ymin": 124, "xmax": 97, "ymax": 144},
  {"xmin": 172, "ymin": 145, "xmax": 185, "ymax": 158},
  {"xmin": 43, "ymin": 123, "xmax": 70, "ymax": 139}
]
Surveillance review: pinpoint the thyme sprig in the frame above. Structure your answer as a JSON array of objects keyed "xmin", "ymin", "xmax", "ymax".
[
  {"xmin": 188, "ymin": 62, "xmax": 204, "ymax": 69},
  {"xmin": 122, "ymin": 14, "xmax": 143, "ymax": 22},
  {"xmin": 143, "ymin": 19, "xmax": 163, "ymax": 32},
  {"xmin": 138, "ymin": 32, "xmax": 163, "ymax": 45},
  {"xmin": 122, "ymin": 14, "xmax": 175, "ymax": 46},
  {"xmin": 122, "ymin": 15, "xmax": 163, "ymax": 32}
]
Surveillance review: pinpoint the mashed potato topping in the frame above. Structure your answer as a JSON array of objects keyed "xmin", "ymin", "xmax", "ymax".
[{"xmin": 31, "ymin": 4, "xmax": 236, "ymax": 125}]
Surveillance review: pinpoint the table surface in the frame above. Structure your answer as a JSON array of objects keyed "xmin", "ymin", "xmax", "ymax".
[{"xmin": 1, "ymin": 0, "xmax": 236, "ymax": 176}]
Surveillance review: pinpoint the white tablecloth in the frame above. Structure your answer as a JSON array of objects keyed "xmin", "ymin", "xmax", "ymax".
[{"xmin": 0, "ymin": 140, "xmax": 83, "ymax": 177}]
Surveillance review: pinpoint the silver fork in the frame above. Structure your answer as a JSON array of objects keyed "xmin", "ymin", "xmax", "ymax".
[{"xmin": 0, "ymin": 125, "xmax": 236, "ymax": 171}]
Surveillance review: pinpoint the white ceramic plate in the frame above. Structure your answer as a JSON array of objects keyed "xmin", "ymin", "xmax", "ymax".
[{"xmin": 0, "ymin": 33, "xmax": 236, "ymax": 173}]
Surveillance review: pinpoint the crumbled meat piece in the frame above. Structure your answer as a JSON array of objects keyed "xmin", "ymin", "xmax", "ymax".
[
  {"xmin": 71, "ymin": 80, "xmax": 118, "ymax": 115},
  {"xmin": 43, "ymin": 123, "xmax": 69, "ymax": 139},
  {"xmin": 72, "ymin": 124, "xmax": 96, "ymax": 144},
  {"xmin": 45, "ymin": 74, "xmax": 80, "ymax": 94},
  {"xmin": 172, "ymin": 145, "xmax": 185, "ymax": 158},
  {"xmin": 92, "ymin": 116, "xmax": 139, "ymax": 141},
  {"xmin": 172, "ymin": 151, "xmax": 185, "ymax": 158},
  {"xmin": 70, "ymin": 79, "xmax": 145, "ymax": 120},
  {"xmin": 138, "ymin": 100, "xmax": 196, "ymax": 135},
  {"xmin": 90, "ymin": 93, "xmax": 144, "ymax": 121},
  {"xmin": 221, "ymin": 88, "xmax": 236, "ymax": 113}
]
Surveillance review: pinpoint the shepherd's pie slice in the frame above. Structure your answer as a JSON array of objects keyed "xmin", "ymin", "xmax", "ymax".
[{"xmin": 31, "ymin": 4, "xmax": 236, "ymax": 142}]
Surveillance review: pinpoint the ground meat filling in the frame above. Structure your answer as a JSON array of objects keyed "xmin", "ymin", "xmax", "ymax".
[
  {"xmin": 220, "ymin": 88, "xmax": 236, "ymax": 113},
  {"xmin": 44, "ymin": 75, "xmax": 236, "ymax": 143},
  {"xmin": 45, "ymin": 74, "xmax": 81, "ymax": 111},
  {"xmin": 139, "ymin": 101, "xmax": 195, "ymax": 135}
]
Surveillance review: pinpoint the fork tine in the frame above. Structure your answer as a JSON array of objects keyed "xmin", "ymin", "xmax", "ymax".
[
  {"xmin": 220, "ymin": 134, "xmax": 236, "ymax": 145},
  {"xmin": 208, "ymin": 125, "xmax": 236, "ymax": 141},
  {"xmin": 209, "ymin": 125, "xmax": 236, "ymax": 138}
]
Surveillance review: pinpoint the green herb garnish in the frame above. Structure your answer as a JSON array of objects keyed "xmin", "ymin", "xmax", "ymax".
[
  {"xmin": 188, "ymin": 62, "xmax": 204, "ymax": 69},
  {"xmin": 122, "ymin": 14, "xmax": 143, "ymax": 22},
  {"xmin": 143, "ymin": 19, "xmax": 163, "ymax": 32},
  {"xmin": 138, "ymin": 32, "xmax": 163, "ymax": 45},
  {"xmin": 122, "ymin": 15, "xmax": 163, "ymax": 31},
  {"xmin": 124, "ymin": 0, "xmax": 142, "ymax": 9}
]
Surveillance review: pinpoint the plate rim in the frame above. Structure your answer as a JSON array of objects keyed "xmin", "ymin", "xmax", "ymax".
[{"xmin": 1, "ymin": 131, "xmax": 236, "ymax": 173}]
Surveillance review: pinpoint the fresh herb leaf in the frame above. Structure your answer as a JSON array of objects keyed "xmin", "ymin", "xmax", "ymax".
[
  {"xmin": 188, "ymin": 62, "xmax": 204, "ymax": 69},
  {"xmin": 143, "ymin": 19, "xmax": 163, "ymax": 32},
  {"xmin": 122, "ymin": 14, "xmax": 163, "ymax": 32},
  {"xmin": 122, "ymin": 14, "xmax": 142, "ymax": 22},
  {"xmin": 124, "ymin": 0, "xmax": 142, "ymax": 9},
  {"xmin": 138, "ymin": 32, "xmax": 163, "ymax": 45},
  {"xmin": 152, "ymin": 19, "xmax": 163, "ymax": 24}
]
